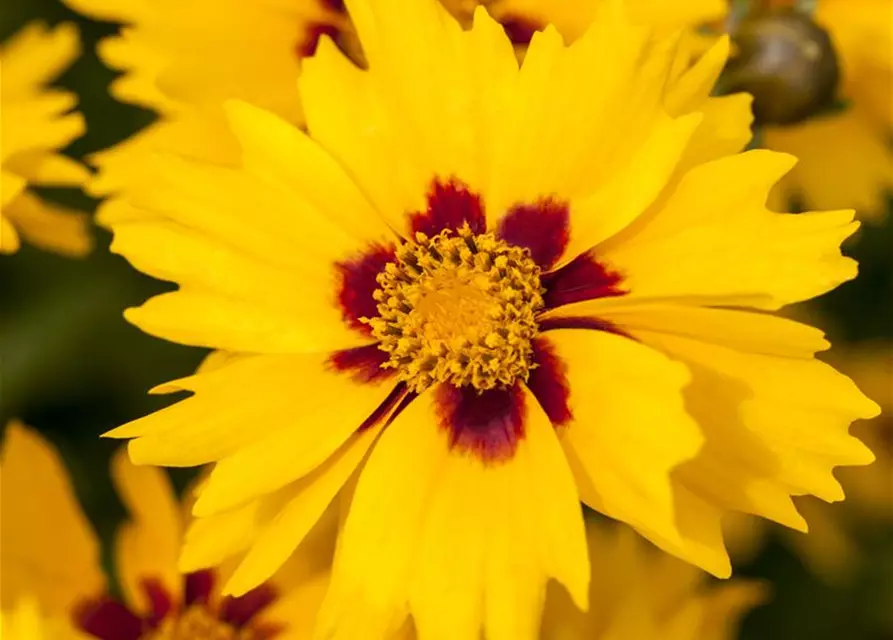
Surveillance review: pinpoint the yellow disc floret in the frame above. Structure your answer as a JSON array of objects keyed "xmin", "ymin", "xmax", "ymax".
[{"xmin": 367, "ymin": 224, "xmax": 545, "ymax": 393}]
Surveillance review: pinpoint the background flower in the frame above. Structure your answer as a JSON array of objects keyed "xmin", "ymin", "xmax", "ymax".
[
  {"xmin": 0, "ymin": 22, "xmax": 92, "ymax": 256},
  {"xmin": 0, "ymin": 423, "xmax": 333, "ymax": 640}
]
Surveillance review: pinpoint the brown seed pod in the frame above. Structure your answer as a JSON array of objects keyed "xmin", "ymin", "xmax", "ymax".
[{"xmin": 723, "ymin": 10, "xmax": 841, "ymax": 126}]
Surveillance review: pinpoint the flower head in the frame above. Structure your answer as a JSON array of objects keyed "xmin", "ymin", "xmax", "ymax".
[
  {"xmin": 0, "ymin": 22, "xmax": 92, "ymax": 256},
  {"xmin": 103, "ymin": 0, "xmax": 877, "ymax": 636},
  {"xmin": 0, "ymin": 423, "xmax": 330, "ymax": 640}
]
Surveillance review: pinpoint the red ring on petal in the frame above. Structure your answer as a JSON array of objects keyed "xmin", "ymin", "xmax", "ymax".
[
  {"xmin": 409, "ymin": 178, "xmax": 487, "ymax": 237},
  {"xmin": 497, "ymin": 197, "xmax": 570, "ymax": 270},
  {"xmin": 335, "ymin": 243, "xmax": 396, "ymax": 336},
  {"xmin": 435, "ymin": 382, "xmax": 526, "ymax": 463}
]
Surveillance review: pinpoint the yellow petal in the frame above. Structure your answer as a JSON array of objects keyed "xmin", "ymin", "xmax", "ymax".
[
  {"xmin": 599, "ymin": 150, "xmax": 860, "ymax": 310},
  {"xmin": 672, "ymin": 93, "xmax": 754, "ymax": 174},
  {"xmin": 409, "ymin": 385, "xmax": 588, "ymax": 640},
  {"xmin": 480, "ymin": 387, "xmax": 588, "ymax": 640},
  {"xmin": 0, "ymin": 22, "xmax": 80, "ymax": 99},
  {"xmin": 545, "ymin": 330, "xmax": 707, "ymax": 572},
  {"xmin": 110, "ymin": 450, "xmax": 182, "ymax": 613},
  {"xmin": 552, "ymin": 303, "xmax": 830, "ymax": 358},
  {"xmin": 190, "ymin": 387, "xmax": 396, "ymax": 516},
  {"xmin": 318, "ymin": 392, "xmax": 451, "ymax": 638},
  {"xmin": 3, "ymin": 151, "xmax": 91, "ymax": 186},
  {"xmin": 119, "ymin": 152, "xmax": 367, "ymax": 272},
  {"xmin": 112, "ymin": 353, "xmax": 392, "ymax": 471},
  {"xmin": 223, "ymin": 427, "xmax": 380, "ymax": 596},
  {"xmin": 111, "ymin": 218, "xmax": 362, "ymax": 353},
  {"xmin": 696, "ymin": 580, "xmax": 769, "ymax": 640},
  {"xmin": 1, "ymin": 97, "xmax": 84, "ymax": 159},
  {"xmin": 0, "ymin": 597, "xmax": 91, "ymax": 640},
  {"xmin": 301, "ymin": 37, "xmax": 426, "ymax": 230},
  {"xmin": 123, "ymin": 287, "xmax": 360, "ymax": 355},
  {"xmin": 763, "ymin": 107, "xmax": 893, "ymax": 222},
  {"xmin": 564, "ymin": 111, "xmax": 701, "ymax": 259},
  {"xmin": 0, "ymin": 212, "xmax": 22, "ymax": 253},
  {"xmin": 224, "ymin": 100, "xmax": 391, "ymax": 245},
  {"xmin": 630, "ymin": 327, "xmax": 878, "ymax": 507},
  {"xmin": 2, "ymin": 191, "xmax": 92, "ymax": 257},
  {"xmin": 1, "ymin": 170, "xmax": 27, "ymax": 208},
  {"xmin": 0, "ymin": 423, "xmax": 105, "ymax": 613},
  {"xmin": 87, "ymin": 110, "xmax": 241, "ymax": 197}
]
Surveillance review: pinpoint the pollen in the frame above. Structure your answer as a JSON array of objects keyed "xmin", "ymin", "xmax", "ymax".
[
  {"xmin": 147, "ymin": 607, "xmax": 247, "ymax": 640},
  {"xmin": 367, "ymin": 224, "xmax": 545, "ymax": 392}
]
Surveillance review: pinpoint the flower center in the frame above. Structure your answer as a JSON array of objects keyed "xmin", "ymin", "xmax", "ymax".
[
  {"xmin": 145, "ymin": 607, "xmax": 245, "ymax": 640},
  {"xmin": 367, "ymin": 224, "xmax": 544, "ymax": 392}
]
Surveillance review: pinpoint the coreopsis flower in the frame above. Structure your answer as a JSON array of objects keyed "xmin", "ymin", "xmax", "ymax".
[
  {"xmin": 725, "ymin": 342, "xmax": 893, "ymax": 581},
  {"xmin": 0, "ymin": 22, "xmax": 92, "ymax": 256},
  {"xmin": 102, "ymin": 0, "xmax": 878, "ymax": 635},
  {"xmin": 60, "ymin": 0, "xmax": 359, "ymax": 217},
  {"xmin": 0, "ymin": 599, "xmax": 89, "ymax": 640},
  {"xmin": 542, "ymin": 523, "xmax": 767, "ymax": 639},
  {"xmin": 0, "ymin": 423, "xmax": 331, "ymax": 639}
]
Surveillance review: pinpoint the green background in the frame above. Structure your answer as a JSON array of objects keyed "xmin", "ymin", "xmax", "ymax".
[{"xmin": 1, "ymin": 1, "xmax": 891, "ymax": 638}]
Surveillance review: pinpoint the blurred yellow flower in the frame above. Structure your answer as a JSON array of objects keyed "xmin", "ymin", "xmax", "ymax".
[
  {"xmin": 98, "ymin": 0, "xmax": 877, "ymax": 636},
  {"xmin": 60, "ymin": 0, "xmax": 359, "ymax": 223},
  {"xmin": 0, "ymin": 22, "xmax": 92, "ymax": 256},
  {"xmin": 0, "ymin": 423, "xmax": 332, "ymax": 639},
  {"xmin": 0, "ymin": 598, "xmax": 90, "ymax": 640},
  {"xmin": 542, "ymin": 523, "xmax": 767, "ymax": 640}
]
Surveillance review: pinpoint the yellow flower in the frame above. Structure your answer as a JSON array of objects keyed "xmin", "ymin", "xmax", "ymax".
[
  {"xmin": 99, "ymin": 0, "xmax": 879, "ymax": 635},
  {"xmin": 0, "ymin": 22, "xmax": 93, "ymax": 256},
  {"xmin": 0, "ymin": 422, "xmax": 331, "ymax": 639},
  {"xmin": 0, "ymin": 598, "xmax": 90, "ymax": 640},
  {"xmin": 61, "ymin": 0, "xmax": 353, "ymax": 122},
  {"xmin": 542, "ymin": 523, "xmax": 767, "ymax": 640},
  {"xmin": 725, "ymin": 342, "xmax": 893, "ymax": 582}
]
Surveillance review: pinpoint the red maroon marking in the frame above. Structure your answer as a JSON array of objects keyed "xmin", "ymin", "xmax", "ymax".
[
  {"xmin": 297, "ymin": 23, "xmax": 341, "ymax": 58},
  {"xmin": 335, "ymin": 243, "xmax": 395, "ymax": 336},
  {"xmin": 541, "ymin": 251, "xmax": 626, "ymax": 310},
  {"xmin": 140, "ymin": 578, "xmax": 173, "ymax": 628},
  {"xmin": 435, "ymin": 383, "xmax": 526, "ymax": 462},
  {"xmin": 322, "ymin": 0, "xmax": 346, "ymax": 13},
  {"xmin": 537, "ymin": 316, "xmax": 630, "ymax": 337},
  {"xmin": 220, "ymin": 584, "xmax": 278, "ymax": 628},
  {"xmin": 500, "ymin": 15, "xmax": 543, "ymax": 46},
  {"xmin": 74, "ymin": 598, "xmax": 144, "ymax": 640},
  {"xmin": 329, "ymin": 344, "xmax": 395, "ymax": 384},
  {"xmin": 357, "ymin": 382, "xmax": 408, "ymax": 432},
  {"xmin": 527, "ymin": 338, "xmax": 573, "ymax": 427},
  {"xmin": 410, "ymin": 179, "xmax": 487, "ymax": 237},
  {"xmin": 184, "ymin": 570, "xmax": 215, "ymax": 607},
  {"xmin": 497, "ymin": 197, "xmax": 569, "ymax": 270}
]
